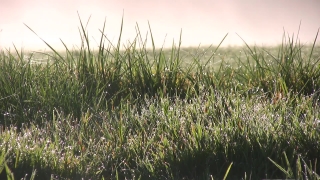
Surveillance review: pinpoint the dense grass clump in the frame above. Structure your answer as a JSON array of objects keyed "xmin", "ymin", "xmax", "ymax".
[{"xmin": 0, "ymin": 17, "xmax": 320, "ymax": 179}]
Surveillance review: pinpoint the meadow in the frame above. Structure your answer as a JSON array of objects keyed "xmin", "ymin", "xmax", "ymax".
[{"xmin": 0, "ymin": 18, "xmax": 320, "ymax": 179}]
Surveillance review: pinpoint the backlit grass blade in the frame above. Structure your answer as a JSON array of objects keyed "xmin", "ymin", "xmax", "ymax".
[{"xmin": 24, "ymin": 23, "xmax": 65, "ymax": 63}]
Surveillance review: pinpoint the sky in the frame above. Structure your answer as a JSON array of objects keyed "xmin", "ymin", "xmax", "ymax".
[{"xmin": 0, "ymin": 0, "xmax": 319, "ymax": 51}]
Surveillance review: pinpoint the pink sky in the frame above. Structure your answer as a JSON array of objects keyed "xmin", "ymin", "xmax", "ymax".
[{"xmin": 0, "ymin": 0, "xmax": 319, "ymax": 51}]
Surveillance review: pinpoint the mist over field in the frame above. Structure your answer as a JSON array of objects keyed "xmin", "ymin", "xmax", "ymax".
[{"xmin": 0, "ymin": 0, "xmax": 319, "ymax": 51}]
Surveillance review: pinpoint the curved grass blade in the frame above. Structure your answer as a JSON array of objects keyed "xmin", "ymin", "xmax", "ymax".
[{"xmin": 23, "ymin": 23, "xmax": 65, "ymax": 64}]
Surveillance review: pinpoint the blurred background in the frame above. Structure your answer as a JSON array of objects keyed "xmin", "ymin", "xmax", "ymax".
[{"xmin": 0, "ymin": 0, "xmax": 319, "ymax": 51}]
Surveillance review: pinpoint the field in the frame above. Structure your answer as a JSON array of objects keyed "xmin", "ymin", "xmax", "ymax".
[{"xmin": 0, "ymin": 19, "xmax": 320, "ymax": 179}]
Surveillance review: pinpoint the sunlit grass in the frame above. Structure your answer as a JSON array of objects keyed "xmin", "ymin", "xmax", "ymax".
[{"xmin": 0, "ymin": 16, "xmax": 319, "ymax": 179}]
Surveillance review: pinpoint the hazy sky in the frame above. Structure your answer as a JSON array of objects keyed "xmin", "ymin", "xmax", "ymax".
[{"xmin": 0, "ymin": 0, "xmax": 319, "ymax": 51}]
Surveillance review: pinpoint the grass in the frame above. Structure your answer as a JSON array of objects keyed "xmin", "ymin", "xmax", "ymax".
[{"xmin": 0, "ymin": 15, "xmax": 320, "ymax": 179}]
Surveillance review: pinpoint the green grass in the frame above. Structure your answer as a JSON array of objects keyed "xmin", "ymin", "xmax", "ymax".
[{"xmin": 0, "ymin": 16, "xmax": 320, "ymax": 179}]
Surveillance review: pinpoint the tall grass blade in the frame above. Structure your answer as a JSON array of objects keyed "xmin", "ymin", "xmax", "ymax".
[
  {"xmin": 30, "ymin": 169, "xmax": 37, "ymax": 180},
  {"xmin": 222, "ymin": 162, "xmax": 233, "ymax": 180},
  {"xmin": 268, "ymin": 157, "xmax": 290, "ymax": 177},
  {"xmin": 308, "ymin": 28, "xmax": 319, "ymax": 63},
  {"xmin": 23, "ymin": 23, "xmax": 65, "ymax": 63},
  {"xmin": 148, "ymin": 21, "xmax": 156, "ymax": 54},
  {"xmin": 204, "ymin": 33, "xmax": 228, "ymax": 67},
  {"xmin": 117, "ymin": 14, "xmax": 124, "ymax": 51},
  {"xmin": 4, "ymin": 163, "xmax": 14, "ymax": 180},
  {"xmin": 283, "ymin": 152, "xmax": 293, "ymax": 178},
  {"xmin": 0, "ymin": 151, "xmax": 7, "ymax": 175},
  {"xmin": 296, "ymin": 155, "xmax": 302, "ymax": 180},
  {"xmin": 77, "ymin": 12, "xmax": 91, "ymax": 53}
]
